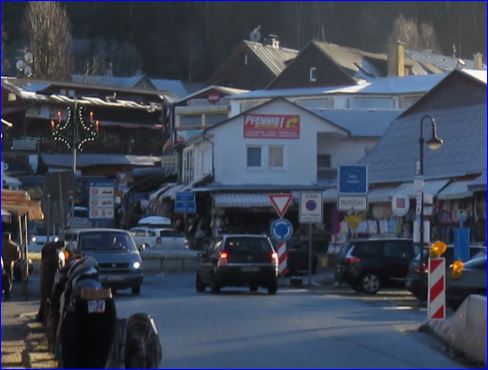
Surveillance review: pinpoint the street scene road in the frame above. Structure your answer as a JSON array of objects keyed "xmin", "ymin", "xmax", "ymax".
[
  {"xmin": 114, "ymin": 273, "xmax": 462, "ymax": 368},
  {"xmin": 2, "ymin": 2, "xmax": 486, "ymax": 369}
]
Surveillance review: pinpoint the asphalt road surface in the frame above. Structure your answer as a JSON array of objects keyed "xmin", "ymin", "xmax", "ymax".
[{"xmin": 113, "ymin": 273, "xmax": 464, "ymax": 368}]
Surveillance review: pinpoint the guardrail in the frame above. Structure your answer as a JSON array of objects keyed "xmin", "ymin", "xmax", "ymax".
[{"xmin": 140, "ymin": 249, "xmax": 200, "ymax": 272}]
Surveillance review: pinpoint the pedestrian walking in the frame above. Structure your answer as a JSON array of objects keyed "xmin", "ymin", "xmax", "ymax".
[{"xmin": 2, "ymin": 232, "xmax": 21, "ymax": 300}]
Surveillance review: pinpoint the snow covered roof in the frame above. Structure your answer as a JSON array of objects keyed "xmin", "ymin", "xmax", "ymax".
[
  {"xmin": 231, "ymin": 73, "xmax": 447, "ymax": 100},
  {"xmin": 311, "ymin": 109, "xmax": 400, "ymax": 137}
]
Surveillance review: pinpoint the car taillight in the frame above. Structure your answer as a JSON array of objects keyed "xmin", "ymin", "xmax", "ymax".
[
  {"xmin": 218, "ymin": 251, "xmax": 229, "ymax": 266},
  {"xmin": 156, "ymin": 237, "xmax": 162, "ymax": 244},
  {"xmin": 269, "ymin": 251, "xmax": 278, "ymax": 266},
  {"xmin": 345, "ymin": 256, "xmax": 361, "ymax": 264}
]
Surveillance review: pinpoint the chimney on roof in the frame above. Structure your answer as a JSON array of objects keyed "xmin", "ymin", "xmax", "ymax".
[
  {"xmin": 473, "ymin": 53, "xmax": 484, "ymax": 70},
  {"xmin": 387, "ymin": 40, "xmax": 405, "ymax": 77},
  {"xmin": 265, "ymin": 34, "xmax": 280, "ymax": 49}
]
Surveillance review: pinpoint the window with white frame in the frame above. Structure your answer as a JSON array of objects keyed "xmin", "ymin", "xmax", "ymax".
[
  {"xmin": 351, "ymin": 96, "xmax": 393, "ymax": 109},
  {"xmin": 269, "ymin": 146, "xmax": 284, "ymax": 169},
  {"xmin": 246, "ymin": 146, "xmax": 262, "ymax": 168},
  {"xmin": 399, "ymin": 94, "xmax": 421, "ymax": 109},
  {"xmin": 309, "ymin": 67, "xmax": 317, "ymax": 82},
  {"xmin": 182, "ymin": 148, "xmax": 194, "ymax": 183},
  {"xmin": 295, "ymin": 97, "xmax": 333, "ymax": 109}
]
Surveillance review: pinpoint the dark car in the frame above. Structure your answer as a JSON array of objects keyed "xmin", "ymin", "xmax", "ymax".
[
  {"xmin": 335, "ymin": 238, "xmax": 417, "ymax": 294},
  {"xmin": 195, "ymin": 234, "xmax": 278, "ymax": 295},
  {"xmin": 446, "ymin": 255, "xmax": 486, "ymax": 309},
  {"xmin": 405, "ymin": 245, "xmax": 486, "ymax": 301}
]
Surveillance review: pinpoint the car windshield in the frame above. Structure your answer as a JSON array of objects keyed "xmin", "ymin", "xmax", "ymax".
[
  {"xmin": 79, "ymin": 231, "xmax": 136, "ymax": 251},
  {"xmin": 225, "ymin": 237, "xmax": 272, "ymax": 253}
]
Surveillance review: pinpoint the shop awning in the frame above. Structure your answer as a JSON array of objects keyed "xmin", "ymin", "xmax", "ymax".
[
  {"xmin": 1, "ymin": 189, "xmax": 44, "ymax": 220},
  {"xmin": 468, "ymin": 171, "xmax": 486, "ymax": 192},
  {"xmin": 149, "ymin": 184, "xmax": 174, "ymax": 201},
  {"xmin": 158, "ymin": 184, "xmax": 188, "ymax": 200},
  {"xmin": 212, "ymin": 193, "xmax": 273, "ymax": 208},
  {"xmin": 392, "ymin": 179, "xmax": 449, "ymax": 198},
  {"xmin": 368, "ymin": 186, "xmax": 400, "ymax": 203},
  {"xmin": 437, "ymin": 180, "xmax": 473, "ymax": 200}
]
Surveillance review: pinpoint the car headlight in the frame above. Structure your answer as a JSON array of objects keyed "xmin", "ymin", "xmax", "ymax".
[
  {"xmin": 54, "ymin": 236, "xmax": 59, "ymax": 242},
  {"xmin": 31, "ymin": 236, "xmax": 37, "ymax": 243},
  {"xmin": 132, "ymin": 261, "xmax": 141, "ymax": 270}
]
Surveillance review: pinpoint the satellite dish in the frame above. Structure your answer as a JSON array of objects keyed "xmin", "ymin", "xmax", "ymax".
[
  {"xmin": 24, "ymin": 52, "xmax": 34, "ymax": 64},
  {"xmin": 16, "ymin": 59, "xmax": 25, "ymax": 72},
  {"xmin": 24, "ymin": 65, "xmax": 33, "ymax": 77}
]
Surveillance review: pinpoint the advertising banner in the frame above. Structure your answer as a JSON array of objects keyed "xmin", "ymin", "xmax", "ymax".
[{"xmin": 244, "ymin": 114, "xmax": 300, "ymax": 139}]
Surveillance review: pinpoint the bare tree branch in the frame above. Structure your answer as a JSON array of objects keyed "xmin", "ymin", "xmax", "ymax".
[{"xmin": 23, "ymin": 2, "xmax": 72, "ymax": 80}]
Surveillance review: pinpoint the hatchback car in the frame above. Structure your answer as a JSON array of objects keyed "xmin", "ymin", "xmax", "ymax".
[
  {"xmin": 195, "ymin": 234, "xmax": 278, "ymax": 295},
  {"xmin": 130, "ymin": 227, "xmax": 188, "ymax": 250},
  {"xmin": 63, "ymin": 228, "xmax": 143, "ymax": 295},
  {"xmin": 335, "ymin": 238, "xmax": 417, "ymax": 294},
  {"xmin": 405, "ymin": 244, "xmax": 486, "ymax": 301},
  {"xmin": 446, "ymin": 255, "xmax": 486, "ymax": 309}
]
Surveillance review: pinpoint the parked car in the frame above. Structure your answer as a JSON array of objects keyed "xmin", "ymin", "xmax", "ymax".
[
  {"xmin": 129, "ymin": 227, "xmax": 188, "ymax": 250},
  {"xmin": 28, "ymin": 224, "xmax": 59, "ymax": 253},
  {"xmin": 446, "ymin": 255, "xmax": 486, "ymax": 309},
  {"xmin": 136, "ymin": 216, "xmax": 171, "ymax": 228},
  {"xmin": 195, "ymin": 234, "xmax": 278, "ymax": 295},
  {"xmin": 67, "ymin": 206, "xmax": 91, "ymax": 229},
  {"xmin": 335, "ymin": 238, "xmax": 418, "ymax": 294},
  {"xmin": 405, "ymin": 244, "xmax": 486, "ymax": 301},
  {"xmin": 63, "ymin": 228, "xmax": 143, "ymax": 295}
]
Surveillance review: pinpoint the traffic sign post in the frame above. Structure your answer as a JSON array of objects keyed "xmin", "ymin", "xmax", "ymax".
[
  {"xmin": 89, "ymin": 181, "xmax": 115, "ymax": 221},
  {"xmin": 299, "ymin": 192, "xmax": 323, "ymax": 286},
  {"xmin": 175, "ymin": 191, "xmax": 196, "ymax": 213},
  {"xmin": 338, "ymin": 165, "xmax": 368, "ymax": 211},
  {"xmin": 268, "ymin": 193, "xmax": 293, "ymax": 276},
  {"xmin": 268, "ymin": 193, "xmax": 293, "ymax": 218}
]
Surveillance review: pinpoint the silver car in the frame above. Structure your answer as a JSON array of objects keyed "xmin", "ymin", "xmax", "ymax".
[{"xmin": 63, "ymin": 228, "xmax": 143, "ymax": 295}]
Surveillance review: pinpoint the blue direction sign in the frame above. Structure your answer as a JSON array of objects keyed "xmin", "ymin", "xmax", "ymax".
[
  {"xmin": 339, "ymin": 165, "xmax": 368, "ymax": 194},
  {"xmin": 175, "ymin": 191, "xmax": 196, "ymax": 213},
  {"xmin": 270, "ymin": 218, "xmax": 294, "ymax": 242}
]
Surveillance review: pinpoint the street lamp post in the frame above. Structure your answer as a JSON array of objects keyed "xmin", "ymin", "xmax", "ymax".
[{"xmin": 418, "ymin": 114, "xmax": 443, "ymax": 258}]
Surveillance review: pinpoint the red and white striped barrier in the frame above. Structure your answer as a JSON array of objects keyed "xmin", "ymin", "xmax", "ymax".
[
  {"xmin": 276, "ymin": 241, "xmax": 288, "ymax": 276},
  {"xmin": 428, "ymin": 257, "xmax": 446, "ymax": 320}
]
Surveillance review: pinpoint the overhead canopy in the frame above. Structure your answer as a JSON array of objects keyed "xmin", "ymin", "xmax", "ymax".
[
  {"xmin": 392, "ymin": 179, "xmax": 450, "ymax": 199},
  {"xmin": 1, "ymin": 189, "xmax": 44, "ymax": 220},
  {"xmin": 437, "ymin": 180, "xmax": 474, "ymax": 200},
  {"xmin": 212, "ymin": 193, "xmax": 274, "ymax": 208}
]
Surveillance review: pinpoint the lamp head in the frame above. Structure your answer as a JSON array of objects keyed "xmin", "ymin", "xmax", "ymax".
[{"xmin": 425, "ymin": 116, "xmax": 443, "ymax": 150}]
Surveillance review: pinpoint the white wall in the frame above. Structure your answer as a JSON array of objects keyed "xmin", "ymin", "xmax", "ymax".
[
  {"xmin": 317, "ymin": 135, "xmax": 378, "ymax": 167},
  {"xmin": 210, "ymin": 99, "xmax": 346, "ymax": 186}
]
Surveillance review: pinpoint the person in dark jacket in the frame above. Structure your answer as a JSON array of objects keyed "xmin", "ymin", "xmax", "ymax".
[{"xmin": 2, "ymin": 232, "xmax": 21, "ymax": 300}]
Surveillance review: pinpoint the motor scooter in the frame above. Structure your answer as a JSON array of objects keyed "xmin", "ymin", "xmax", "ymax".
[{"xmin": 55, "ymin": 256, "xmax": 117, "ymax": 368}]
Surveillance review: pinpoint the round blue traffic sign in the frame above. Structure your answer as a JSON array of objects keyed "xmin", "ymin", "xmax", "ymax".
[{"xmin": 270, "ymin": 218, "xmax": 294, "ymax": 242}]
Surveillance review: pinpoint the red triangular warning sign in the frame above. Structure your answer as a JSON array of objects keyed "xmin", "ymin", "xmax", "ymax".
[{"xmin": 269, "ymin": 193, "xmax": 293, "ymax": 217}]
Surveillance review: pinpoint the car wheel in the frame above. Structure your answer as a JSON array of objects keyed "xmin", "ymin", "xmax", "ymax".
[
  {"xmin": 211, "ymin": 282, "xmax": 221, "ymax": 294},
  {"xmin": 132, "ymin": 285, "xmax": 141, "ymax": 295},
  {"xmin": 249, "ymin": 283, "xmax": 258, "ymax": 292},
  {"xmin": 360, "ymin": 273, "xmax": 381, "ymax": 294},
  {"xmin": 267, "ymin": 280, "xmax": 278, "ymax": 295},
  {"xmin": 195, "ymin": 272, "xmax": 205, "ymax": 293}
]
